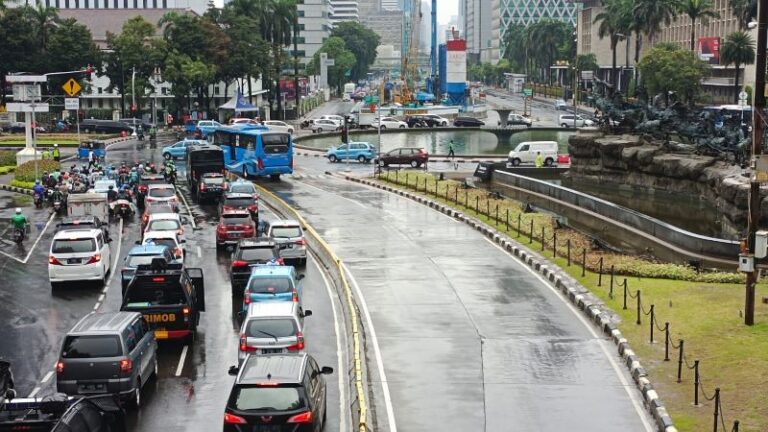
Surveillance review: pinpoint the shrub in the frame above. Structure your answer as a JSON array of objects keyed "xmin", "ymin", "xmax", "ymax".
[
  {"xmin": 10, "ymin": 178, "xmax": 34, "ymax": 189},
  {"xmin": 0, "ymin": 166, "xmax": 16, "ymax": 175},
  {"xmin": 14, "ymin": 160, "xmax": 60, "ymax": 182},
  {"xmin": 0, "ymin": 150, "xmax": 17, "ymax": 166}
]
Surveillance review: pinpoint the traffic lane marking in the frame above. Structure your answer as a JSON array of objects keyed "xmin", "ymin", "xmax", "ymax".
[
  {"xmin": 175, "ymin": 345, "xmax": 189, "ymax": 377},
  {"xmin": 0, "ymin": 212, "xmax": 56, "ymax": 264}
]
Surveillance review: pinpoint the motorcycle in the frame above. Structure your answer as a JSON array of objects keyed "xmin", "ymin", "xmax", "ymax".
[
  {"xmin": 110, "ymin": 199, "xmax": 134, "ymax": 219},
  {"xmin": 300, "ymin": 119, "xmax": 311, "ymax": 129},
  {"xmin": 0, "ymin": 360, "xmax": 15, "ymax": 401},
  {"xmin": 164, "ymin": 170, "xmax": 176, "ymax": 185},
  {"xmin": 52, "ymin": 198, "xmax": 65, "ymax": 216},
  {"xmin": 12, "ymin": 225, "xmax": 26, "ymax": 245},
  {"xmin": 33, "ymin": 192, "xmax": 43, "ymax": 209}
]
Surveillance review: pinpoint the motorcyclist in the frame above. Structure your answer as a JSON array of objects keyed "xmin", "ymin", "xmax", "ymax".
[
  {"xmin": 41, "ymin": 171, "xmax": 50, "ymax": 186},
  {"xmin": 129, "ymin": 167, "xmax": 139, "ymax": 185},
  {"xmin": 116, "ymin": 185, "xmax": 132, "ymax": 203},
  {"xmin": 149, "ymin": 126, "xmax": 157, "ymax": 139},
  {"xmin": 137, "ymin": 125, "xmax": 145, "ymax": 140},
  {"xmin": 107, "ymin": 185, "xmax": 118, "ymax": 202},
  {"xmin": 137, "ymin": 164, "xmax": 145, "ymax": 176},
  {"xmin": 33, "ymin": 180, "xmax": 46, "ymax": 198},
  {"xmin": 10, "ymin": 208, "xmax": 28, "ymax": 241},
  {"xmin": 164, "ymin": 161, "xmax": 176, "ymax": 183}
]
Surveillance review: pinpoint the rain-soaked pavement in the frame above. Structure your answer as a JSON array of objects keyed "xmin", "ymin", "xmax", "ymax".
[
  {"xmin": 269, "ymin": 155, "xmax": 656, "ymax": 431},
  {"xmin": 0, "ymin": 137, "xmax": 345, "ymax": 431}
]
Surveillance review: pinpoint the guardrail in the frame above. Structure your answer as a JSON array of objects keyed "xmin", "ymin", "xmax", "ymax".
[
  {"xmin": 491, "ymin": 170, "xmax": 740, "ymax": 264},
  {"xmin": 247, "ymin": 183, "xmax": 372, "ymax": 432}
]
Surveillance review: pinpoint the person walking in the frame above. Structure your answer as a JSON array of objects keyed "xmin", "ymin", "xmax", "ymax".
[
  {"xmin": 87, "ymin": 148, "xmax": 95, "ymax": 170},
  {"xmin": 535, "ymin": 151, "xmax": 544, "ymax": 168},
  {"xmin": 52, "ymin": 143, "xmax": 60, "ymax": 162},
  {"xmin": 448, "ymin": 140, "xmax": 455, "ymax": 159}
]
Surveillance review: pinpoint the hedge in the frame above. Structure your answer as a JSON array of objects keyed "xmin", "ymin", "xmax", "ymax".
[
  {"xmin": 14, "ymin": 160, "xmax": 60, "ymax": 182},
  {"xmin": 10, "ymin": 179, "xmax": 34, "ymax": 189},
  {"xmin": 0, "ymin": 166, "xmax": 16, "ymax": 175},
  {"xmin": 0, "ymin": 150, "xmax": 17, "ymax": 166}
]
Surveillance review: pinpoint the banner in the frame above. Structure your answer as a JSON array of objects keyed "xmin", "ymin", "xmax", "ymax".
[{"xmin": 697, "ymin": 37, "xmax": 720, "ymax": 65}]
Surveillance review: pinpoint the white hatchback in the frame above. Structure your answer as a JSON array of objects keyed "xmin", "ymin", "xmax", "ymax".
[
  {"xmin": 263, "ymin": 120, "xmax": 294, "ymax": 135},
  {"xmin": 372, "ymin": 117, "xmax": 407, "ymax": 129},
  {"xmin": 49, "ymin": 229, "xmax": 112, "ymax": 288},
  {"xmin": 142, "ymin": 230, "xmax": 186, "ymax": 261}
]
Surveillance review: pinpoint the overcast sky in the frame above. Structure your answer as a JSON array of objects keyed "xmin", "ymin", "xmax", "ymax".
[{"xmin": 436, "ymin": 0, "xmax": 459, "ymax": 24}]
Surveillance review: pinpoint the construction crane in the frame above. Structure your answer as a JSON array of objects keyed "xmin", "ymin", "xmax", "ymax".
[{"xmin": 396, "ymin": 0, "xmax": 422, "ymax": 105}]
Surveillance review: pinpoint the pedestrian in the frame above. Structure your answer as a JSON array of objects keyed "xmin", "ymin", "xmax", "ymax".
[
  {"xmin": 41, "ymin": 149, "xmax": 50, "ymax": 160},
  {"xmin": 52, "ymin": 143, "xmax": 60, "ymax": 162},
  {"xmin": 87, "ymin": 148, "xmax": 95, "ymax": 170},
  {"xmin": 535, "ymin": 151, "xmax": 544, "ymax": 168},
  {"xmin": 448, "ymin": 139, "xmax": 455, "ymax": 159}
]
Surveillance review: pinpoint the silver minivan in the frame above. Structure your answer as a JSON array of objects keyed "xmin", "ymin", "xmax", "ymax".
[
  {"xmin": 56, "ymin": 312, "xmax": 157, "ymax": 408},
  {"xmin": 238, "ymin": 302, "xmax": 312, "ymax": 362},
  {"xmin": 558, "ymin": 114, "xmax": 594, "ymax": 128}
]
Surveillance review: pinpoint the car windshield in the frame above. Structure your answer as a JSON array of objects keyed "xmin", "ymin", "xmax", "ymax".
[
  {"xmin": 148, "ymin": 220, "xmax": 180, "ymax": 231},
  {"xmin": 52, "ymin": 238, "xmax": 96, "ymax": 254},
  {"xmin": 145, "ymin": 238, "xmax": 177, "ymax": 249},
  {"xmin": 229, "ymin": 184, "xmax": 255, "ymax": 194},
  {"xmin": 248, "ymin": 277, "xmax": 293, "ymax": 294},
  {"xmin": 233, "ymin": 386, "xmax": 303, "ymax": 411},
  {"xmin": 126, "ymin": 254, "xmax": 164, "ymax": 267},
  {"xmin": 224, "ymin": 198, "xmax": 253, "ymax": 208},
  {"xmin": 270, "ymin": 227, "xmax": 301, "ymax": 238},
  {"xmin": 149, "ymin": 188, "xmax": 175, "ymax": 198},
  {"xmin": 124, "ymin": 280, "xmax": 186, "ymax": 305},
  {"xmin": 222, "ymin": 214, "xmax": 251, "ymax": 226},
  {"xmin": 245, "ymin": 318, "xmax": 297, "ymax": 338},
  {"xmin": 62, "ymin": 335, "xmax": 122, "ymax": 358},
  {"xmin": 240, "ymin": 247, "xmax": 277, "ymax": 261}
]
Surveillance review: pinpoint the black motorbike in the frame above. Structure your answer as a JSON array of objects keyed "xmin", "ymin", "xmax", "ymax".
[
  {"xmin": 0, "ymin": 360, "xmax": 15, "ymax": 401},
  {"xmin": 33, "ymin": 192, "xmax": 43, "ymax": 209},
  {"xmin": 12, "ymin": 225, "xmax": 26, "ymax": 245}
]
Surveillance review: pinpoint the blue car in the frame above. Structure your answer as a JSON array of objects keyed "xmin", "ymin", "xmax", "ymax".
[
  {"xmin": 196, "ymin": 120, "xmax": 222, "ymax": 138},
  {"xmin": 162, "ymin": 139, "xmax": 207, "ymax": 160},
  {"xmin": 120, "ymin": 244, "xmax": 179, "ymax": 292},
  {"xmin": 242, "ymin": 265, "xmax": 304, "ymax": 312},
  {"xmin": 326, "ymin": 141, "xmax": 376, "ymax": 163}
]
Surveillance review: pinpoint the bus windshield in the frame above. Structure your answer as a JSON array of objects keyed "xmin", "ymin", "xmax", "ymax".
[{"xmin": 262, "ymin": 134, "xmax": 290, "ymax": 154}]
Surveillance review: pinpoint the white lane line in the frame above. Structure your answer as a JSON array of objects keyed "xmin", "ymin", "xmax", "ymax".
[
  {"xmin": 27, "ymin": 387, "xmax": 41, "ymax": 398},
  {"xmin": 21, "ymin": 212, "xmax": 57, "ymax": 264},
  {"xmin": 93, "ymin": 218, "xmax": 123, "ymax": 314},
  {"xmin": 0, "ymin": 249, "xmax": 24, "ymax": 263},
  {"xmin": 97, "ymin": 294, "xmax": 105, "ymax": 302},
  {"xmin": 482, "ymin": 237, "xmax": 655, "ymax": 432},
  {"xmin": 196, "ymin": 246, "xmax": 201, "ymax": 258},
  {"xmin": 176, "ymin": 190, "xmax": 197, "ymax": 229},
  {"xmin": 93, "ymin": 302, "xmax": 101, "ymax": 311},
  {"xmin": 41, "ymin": 371, "xmax": 54, "ymax": 383},
  {"xmin": 311, "ymin": 255, "xmax": 348, "ymax": 432},
  {"xmin": 341, "ymin": 262, "xmax": 397, "ymax": 432},
  {"xmin": 175, "ymin": 345, "xmax": 189, "ymax": 377}
]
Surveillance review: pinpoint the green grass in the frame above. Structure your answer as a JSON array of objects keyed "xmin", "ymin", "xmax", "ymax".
[
  {"xmin": 10, "ymin": 178, "xmax": 33, "ymax": 189},
  {"xmin": 0, "ymin": 166, "xmax": 16, "ymax": 175},
  {"xmin": 376, "ymin": 170, "xmax": 768, "ymax": 431},
  {"xmin": 0, "ymin": 140, "xmax": 79, "ymax": 146}
]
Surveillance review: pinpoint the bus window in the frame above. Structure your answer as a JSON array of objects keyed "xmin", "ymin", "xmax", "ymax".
[{"xmin": 262, "ymin": 134, "xmax": 290, "ymax": 154}]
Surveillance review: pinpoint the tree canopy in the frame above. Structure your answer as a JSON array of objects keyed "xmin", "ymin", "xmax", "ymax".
[
  {"xmin": 637, "ymin": 44, "xmax": 710, "ymax": 105},
  {"xmin": 307, "ymin": 36, "xmax": 356, "ymax": 94},
  {"xmin": 330, "ymin": 21, "xmax": 380, "ymax": 82}
]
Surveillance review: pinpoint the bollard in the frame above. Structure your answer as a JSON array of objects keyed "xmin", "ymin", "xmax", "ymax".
[
  {"xmin": 597, "ymin": 257, "xmax": 604, "ymax": 286},
  {"xmin": 486, "ymin": 200, "xmax": 490, "ymax": 217},
  {"xmin": 694, "ymin": 360, "xmax": 700, "ymax": 406},
  {"xmin": 495, "ymin": 205, "xmax": 499, "ymax": 226},
  {"xmin": 541, "ymin": 226, "xmax": 545, "ymax": 251},
  {"xmin": 677, "ymin": 340, "xmax": 684, "ymax": 383},
  {"xmin": 607, "ymin": 265, "xmax": 613, "ymax": 293},
  {"xmin": 664, "ymin": 322, "xmax": 670, "ymax": 361},
  {"xmin": 455, "ymin": 186, "xmax": 458, "ymax": 203},
  {"xmin": 713, "ymin": 387, "xmax": 720, "ymax": 432},
  {"xmin": 649, "ymin": 304, "xmax": 655, "ymax": 343},
  {"xmin": 406, "ymin": 173, "xmax": 410, "ymax": 188},
  {"xmin": 581, "ymin": 249, "xmax": 586, "ymax": 277},
  {"xmin": 636, "ymin": 290, "xmax": 642, "ymax": 325},
  {"xmin": 517, "ymin": 213, "xmax": 522, "ymax": 237},
  {"xmin": 566, "ymin": 239, "xmax": 571, "ymax": 266},
  {"xmin": 552, "ymin": 231, "xmax": 557, "ymax": 257},
  {"xmin": 505, "ymin": 209, "xmax": 509, "ymax": 231},
  {"xmin": 423, "ymin": 178, "xmax": 427, "ymax": 192},
  {"xmin": 529, "ymin": 219, "xmax": 534, "ymax": 243},
  {"xmin": 465, "ymin": 190, "xmax": 469, "ymax": 208},
  {"xmin": 733, "ymin": 420, "xmax": 739, "ymax": 431},
  {"xmin": 623, "ymin": 278, "xmax": 629, "ymax": 310}
]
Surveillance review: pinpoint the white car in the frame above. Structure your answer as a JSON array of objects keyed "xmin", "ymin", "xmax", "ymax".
[
  {"xmin": 145, "ymin": 184, "xmax": 178, "ymax": 209},
  {"xmin": 558, "ymin": 114, "xmax": 594, "ymax": 128},
  {"xmin": 143, "ymin": 213, "xmax": 185, "ymax": 242},
  {"xmin": 311, "ymin": 119, "xmax": 341, "ymax": 133},
  {"xmin": 88, "ymin": 179, "xmax": 118, "ymax": 194},
  {"xmin": 319, "ymin": 114, "xmax": 345, "ymax": 124},
  {"xmin": 49, "ymin": 228, "xmax": 112, "ymax": 288},
  {"xmin": 142, "ymin": 230, "xmax": 185, "ymax": 261},
  {"xmin": 263, "ymin": 120, "xmax": 294, "ymax": 135},
  {"xmin": 423, "ymin": 114, "xmax": 450, "ymax": 126},
  {"xmin": 372, "ymin": 117, "xmax": 407, "ymax": 129},
  {"xmin": 507, "ymin": 113, "xmax": 533, "ymax": 128}
]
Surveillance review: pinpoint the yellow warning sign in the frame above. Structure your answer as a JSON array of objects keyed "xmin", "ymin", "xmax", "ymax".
[{"xmin": 62, "ymin": 79, "xmax": 82, "ymax": 97}]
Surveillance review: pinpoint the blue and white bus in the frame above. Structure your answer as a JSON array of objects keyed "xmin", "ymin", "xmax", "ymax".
[{"xmin": 211, "ymin": 124, "xmax": 293, "ymax": 180}]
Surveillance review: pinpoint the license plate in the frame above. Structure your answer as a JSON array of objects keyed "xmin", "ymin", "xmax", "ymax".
[
  {"xmin": 230, "ymin": 232, "xmax": 241, "ymax": 237},
  {"xmin": 79, "ymin": 383, "xmax": 105, "ymax": 392},
  {"xmin": 68, "ymin": 258, "xmax": 82, "ymax": 264},
  {"xmin": 285, "ymin": 244, "xmax": 293, "ymax": 249},
  {"xmin": 261, "ymin": 348, "xmax": 283, "ymax": 354},
  {"xmin": 154, "ymin": 330, "xmax": 168, "ymax": 339},
  {"xmin": 256, "ymin": 425, "xmax": 281, "ymax": 432}
]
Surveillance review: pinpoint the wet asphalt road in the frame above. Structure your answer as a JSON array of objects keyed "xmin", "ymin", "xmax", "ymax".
[
  {"xmin": 0, "ymin": 138, "xmax": 345, "ymax": 431},
  {"xmin": 269, "ymin": 157, "xmax": 656, "ymax": 431}
]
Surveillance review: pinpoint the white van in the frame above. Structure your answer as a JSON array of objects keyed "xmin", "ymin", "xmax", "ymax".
[
  {"xmin": 507, "ymin": 141, "xmax": 558, "ymax": 167},
  {"xmin": 48, "ymin": 228, "xmax": 112, "ymax": 288}
]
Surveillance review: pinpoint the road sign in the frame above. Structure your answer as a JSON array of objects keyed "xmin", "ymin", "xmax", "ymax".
[
  {"xmin": 323, "ymin": 58, "xmax": 335, "ymax": 66},
  {"xmin": 739, "ymin": 91, "xmax": 748, "ymax": 101},
  {"xmin": 7, "ymin": 102, "xmax": 49, "ymax": 112},
  {"xmin": 64, "ymin": 98, "xmax": 79, "ymax": 110},
  {"xmin": 62, "ymin": 78, "xmax": 82, "ymax": 97},
  {"xmin": 581, "ymin": 70, "xmax": 594, "ymax": 80},
  {"xmin": 12, "ymin": 84, "xmax": 41, "ymax": 101},
  {"xmin": 523, "ymin": 89, "xmax": 533, "ymax": 97}
]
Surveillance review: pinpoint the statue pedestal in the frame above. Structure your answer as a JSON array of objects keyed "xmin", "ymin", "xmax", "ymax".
[{"xmin": 16, "ymin": 148, "xmax": 41, "ymax": 167}]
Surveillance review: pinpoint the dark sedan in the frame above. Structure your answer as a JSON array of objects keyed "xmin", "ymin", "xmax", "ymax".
[
  {"xmin": 376, "ymin": 147, "xmax": 429, "ymax": 168},
  {"xmin": 453, "ymin": 116, "xmax": 485, "ymax": 127}
]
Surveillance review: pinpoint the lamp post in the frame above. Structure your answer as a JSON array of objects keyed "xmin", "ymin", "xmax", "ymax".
[{"xmin": 131, "ymin": 67, "xmax": 136, "ymax": 116}]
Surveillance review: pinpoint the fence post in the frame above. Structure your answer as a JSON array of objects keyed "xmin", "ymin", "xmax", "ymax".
[
  {"xmin": 455, "ymin": 186, "xmax": 458, "ymax": 203},
  {"xmin": 713, "ymin": 388, "xmax": 720, "ymax": 432},
  {"xmin": 649, "ymin": 304, "xmax": 655, "ymax": 343},
  {"xmin": 636, "ymin": 290, "xmax": 642, "ymax": 325},
  {"xmin": 566, "ymin": 239, "xmax": 571, "ymax": 266},
  {"xmin": 465, "ymin": 190, "xmax": 468, "ymax": 208},
  {"xmin": 517, "ymin": 213, "xmax": 522, "ymax": 237},
  {"xmin": 406, "ymin": 172, "xmax": 410, "ymax": 188},
  {"xmin": 677, "ymin": 340, "xmax": 684, "ymax": 383},
  {"xmin": 475, "ymin": 196, "xmax": 479, "ymax": 214},
  {"xmin": 495, "ymin": 205, "xmax": 499, "ymax": 226},
  {"xmin": 581, "ymin": 249, "xmax": 586, "ymax": 277},
  {"xmin": 529, "ymin": 219, "xmax": 534, "ymax": 244},
  {"xmin": 541, "ymin": 226, "xmax": 545, "ymax": 251},
  {"xmin": 552, "ymin": 231, "xmax": 557, "ymax": 257},
  {"xmin": 597, "ymin": 257, "xmax": 604, "ymax": 286},
  {"xmin": 664, "ymin": 322, "xmax": 670, "ymax": 361},
  {"xmin": 505, "ymin": 209, "xmax": 509, "ymax": 231},
  {"xmin": 623, "ymin": 278, "xmax": 629, "ymax": 310},
  {"xmin": 694, "ymin": 360, "xmax": 700, "ymax": 406},
  {"xmin": 733, "ymin": 420, "xmax": 739, "ymax": 432},
  {"xmin": 486, "ymin": 200, "xmax": 490, "ymax": 217}
]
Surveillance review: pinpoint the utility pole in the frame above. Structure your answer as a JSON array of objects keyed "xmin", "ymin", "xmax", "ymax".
[
  {"xmin": 745, "ymin": 0, "xmax": 768, "ymax": 326},
  {"xmin": 293, "ymin": 10, "xmax": 300, "ymax": 119}
]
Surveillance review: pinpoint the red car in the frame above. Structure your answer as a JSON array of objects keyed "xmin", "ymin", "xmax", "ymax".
[{"xmin": 216, "ymin": 209, "xmax": 256, "ymax": 249}]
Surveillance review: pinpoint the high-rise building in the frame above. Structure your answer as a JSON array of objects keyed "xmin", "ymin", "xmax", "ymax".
[
  {"xmin": 380, "ymin": 0, "xmax": 400, "ymax": 11},
  {"xmin": 297, "ymin": 0, "xmax": 333, "ymax": 69},
  {"xmin": 329, "ymin": 0, "xmax": 359, "ymax": 24},
  {"xmin": 15, "ymin": 0, "xmax": 209, "ymax": 14},
  {"xmin": 463, "ymin": 0, "xmax": 495, "ymax": 63}
]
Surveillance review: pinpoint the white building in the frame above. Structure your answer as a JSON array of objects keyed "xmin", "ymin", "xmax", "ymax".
[
  {"xmin": 297, "ymin": 0, "xmax": 332, "ymax": 68},
  {"xmin": 380, "ymin": 0, "xmax": 400, "ymax": 11},
  {"xmin": 463, "ymin": 0, "xmax": 498, "ymax": 64},
  {"xmin": 329, "ymin": 0, "xmax": 359, "ymax": 24},
  {"xmin": 7, "ymin": 0, "xmax": 209, "ymax": 15}
]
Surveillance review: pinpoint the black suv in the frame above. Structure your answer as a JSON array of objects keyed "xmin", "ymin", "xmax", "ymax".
[
  {"xmin": 224, "ymin": 354, "xmax": 333, "ymax": 432},
  {"xmin": 230, "ymin": 238, "xmax": 283, "ymax": 295},
  {"xmin": 453, "ymin": 116, "xmax": 485, "ymax": 127},
  {"xmin": 195, "ymin": 172, "xmax": 228, "ymax": 203}
]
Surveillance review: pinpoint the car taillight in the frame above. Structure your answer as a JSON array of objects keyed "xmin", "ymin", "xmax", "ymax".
[
  {"xmin": 217, "ymin": 224, "xmax": 227, "ymax": 233},
  {"xmin": 49, "ymin": 256, "xmax": 63, "ymax": 265},
  {"xmin": 248, "ymin": 204, "xmax": 258, "ymax": 212},
  {"xmin": 292, "ymin": 289, "xmax": 299, "ymax": 303},
  {"xmin": 244, "ymin": 295, "xmax": 251, "ymax": 304},
  {"xmin": 182, "ymin": 307, "xmax": 190, "ymax": 315},
  {"xmin": 295, "ymin": 239, "xmax": 306, "ymax": 246},
  {"xmin": 232, "ymin": 260, "xmax": 248, "ymax": 267},
  {"xmin": 119, "ymin": 358, "xmax": 132, "ymax": 374},
  {"xmin": 86, "ymin": 253, "xmax": 102, "ymax": 264},
  {"xmin": 277, "ymin": 258, "xmax": 285, "ymax": 265},
  {"xmin": 199, "ymin": 183, "xmax": 207, "ymax": 191},
  {"xmin": 56, "ymin": 361, "xmax": 64, "ymax": 374},
  {"xmin": 287, "ymin": 411, "xmax": 313, "ymax": 423},
  {"xmin": 139, "ymin": 185, "xmax": 147, "ymax": 193},
  {"xmin": 239, "ymin": 335, "xmax": 256, "ymax": 352},
  {"xmin": 257, "ymin": 157, "xmax": 264, "ymax": 170},
  {"xmin": 224, "ymin": 413, "xmax": 247, "ymax": 424},
  {"xmin": 287, "ymin": 332, "xmax": 304, "ymax": 351},
  {"xmin": 223, "ymin": 205, "xmax": 233, "ymax": 212}
]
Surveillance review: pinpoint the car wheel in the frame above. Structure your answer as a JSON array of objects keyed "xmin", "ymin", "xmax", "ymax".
[
  {"xmin": 399, "ymin": 125, "xmax": 406, "ymax": 128},
  {"xmin": 163, "ymin": 153, "xmax": 171, "ymax": 160},
  {"xmin": 380, "ymin": 125, "xmax": 386, "ymax": 130},
  {"xmin": 512, "ymin": 158, "xmax": 521, "ymax": 166},
  {"xmin": 410, "ymin": 160, "xmax": 419, "ymax": 168},
  {"xmin": 317, "ymin": 127, "xmax": 324, "ymax": 133},
  {"xmin": 131, "ymin": 380, "xmax": 141, "ymax": 408},
  {"xmin": 329, "ymin": 155, "xmax": 338, "ymax": 163},
  {"xmin": 544, "ymin": 158, "xmax": 554, "ymax": 167},
  {"xmin": 561, "ymin": 123, "xmax": 568, "ymax": 128},
  {"xmin": 357, "ymin": 155, "xmax": 366, "ymax": 163}
]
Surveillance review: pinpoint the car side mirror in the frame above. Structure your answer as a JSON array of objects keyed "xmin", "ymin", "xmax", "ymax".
[
  {"xmin": 297, "ymin": 274, "xmax": 305, "ymax": 280},
  {"xmin": 180, "ymin": 239, "xmax": 187, "ymax": 244},
  {"xmin": 320, "ymin": 366, "xmax": 334, "ymax": 375},
  {"xmin": 228, "ymin": 366, "xmax": 239, "ymax": 376},
  {"xmin": 134, "ymin": 240, "xmax": 141, "ymax": 245},
  {"xmin": 302, "ymin": 310, "xmax": 312, "ymax": 318}
]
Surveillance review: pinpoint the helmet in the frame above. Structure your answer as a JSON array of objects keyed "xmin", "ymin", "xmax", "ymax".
[
  {"xmin": 15, "ymin": 208, "xmax": 21, "ymax": 214},
  {"xmin": 138, "ymin": 164, "xmax": 144, "ymax": 169},
  {"xmin": 53, "ymin": 143, "xmax": 58, "ymax": 147},
  {"xmin": 131, "ymin": 167, "xmax": 136, "ymax": 171},
  {"xmin": 108, "ymin": 185, "xmax": 114, "ymax": 189},
  {"xmin": 43, "ymin": 171, "xmax": 48, "ymax": 175},
  {"xmin": 35, "ymin": 179, "xmax": 40, "ymax": 184}
]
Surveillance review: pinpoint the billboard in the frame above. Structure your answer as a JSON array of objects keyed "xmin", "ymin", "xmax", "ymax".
[
  {"xmin": 279, "ymin": 78, "xmax": 308, "ymax": 100},
  {"xmin": 697, "ymin": 37, "xmax": 720, "ymax": 65}
]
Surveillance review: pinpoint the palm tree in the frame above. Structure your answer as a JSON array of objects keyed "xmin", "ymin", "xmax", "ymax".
[
  {"xmin": 595, "ymin": 0, "xmax": 632, "ymax": 92},
  {"xmin": 680, "ymin": 0, "xmax": 720, "ymax": 51},
  {"xmin": 634, "ymin": 0, "xmax": 679, "ymax": 44},
  {"xmin": 31, "ymin": 0, "xmax": 58, "ymax": 50},
  {"xmin": 729, "ymin": 0, "xmax": 757, "ymax": 29},
  {"xmin": 720, "ymin": 31, "xmax": 755, "ymax": 104},
  {"xmin": 263, "ymin": 0, "xmax": 295, "ymax": 120}
]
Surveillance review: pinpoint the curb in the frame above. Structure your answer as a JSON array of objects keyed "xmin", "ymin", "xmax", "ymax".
[
  {"xmin": 339, "ymin": 174, "xmax": 677, "ymax": 432},
  {"xmin": 0, "ymin": 183, "xmax": 33, "ymax": 196},
  {"xmin": 293, "ymin": 151, "xmax": 504, "ymax": 164}
]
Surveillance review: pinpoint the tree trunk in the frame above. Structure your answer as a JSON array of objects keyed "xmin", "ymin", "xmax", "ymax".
[
  {"xmin": 734, "ymin": 63, "xmax": 741, "ymax": 104},
  {"xmin": 690, "ymin": 18, "xmax": 696, "ymax": 51},
  {"xmin": 247, "ymin": 74, "xmax": 253, "ymax": 104},
  {"xmin": 611, "ymin": 39, "xmax": 617, "ymax": 95}
]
